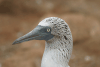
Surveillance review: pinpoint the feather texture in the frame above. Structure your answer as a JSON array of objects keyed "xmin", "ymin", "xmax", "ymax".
[{"xmin": 39, "ymin": 17, "xmax": 73, "ymax": 67}]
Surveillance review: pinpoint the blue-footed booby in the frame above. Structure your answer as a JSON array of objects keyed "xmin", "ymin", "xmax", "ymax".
[{"xmin": 12, "ymin": 17, "xmax": 73, "ymax": 67}]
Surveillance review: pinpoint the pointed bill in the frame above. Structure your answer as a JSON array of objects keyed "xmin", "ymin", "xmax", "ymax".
[{"xmin": 12, "ymin": 25, "xmax": 54, "ymax": 45}]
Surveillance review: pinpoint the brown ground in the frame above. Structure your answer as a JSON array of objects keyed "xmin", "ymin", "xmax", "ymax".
[{"xmin": 0, "ymin": 0, "xmax": 100, "ymax": 67}]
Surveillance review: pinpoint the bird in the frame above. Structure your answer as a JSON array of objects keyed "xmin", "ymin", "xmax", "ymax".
[{"xmin": 12, "ymin": 17, "xmax": 73, "ymax": 67}]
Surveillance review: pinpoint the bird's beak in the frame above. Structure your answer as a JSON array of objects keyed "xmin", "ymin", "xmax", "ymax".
[{"xmin": 12, "ymin": 25, "xmax": 54, "ymax": 45}]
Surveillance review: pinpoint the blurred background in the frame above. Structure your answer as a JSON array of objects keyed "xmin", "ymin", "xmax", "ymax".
[{"xmin": 0, "ymin": 0, "xmax": 100, "ymax": 67}]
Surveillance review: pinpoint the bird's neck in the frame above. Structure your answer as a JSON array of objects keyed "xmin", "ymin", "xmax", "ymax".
[{"xmin": 41, "ymin": 36, "xmax": 73, "ymax": 67}]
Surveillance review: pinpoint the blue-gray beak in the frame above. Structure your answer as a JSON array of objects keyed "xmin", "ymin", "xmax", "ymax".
[{"xmin": 12, "ymin": 25, "xmax": 54, "ymax": 45}]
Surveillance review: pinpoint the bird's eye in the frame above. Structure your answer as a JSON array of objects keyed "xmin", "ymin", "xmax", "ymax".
[{"xmin": 47, "ymin": 28, "xmax": 51, "ymax": 32}]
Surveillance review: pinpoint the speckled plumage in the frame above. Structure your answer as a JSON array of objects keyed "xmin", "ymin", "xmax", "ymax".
[
  {"xmin": 12, "ymin": 17, "xmax": 73, "ymax": 67},
  {"xmin": 39, "ymin": 17, "xmax": 73, "ymax": 67}
]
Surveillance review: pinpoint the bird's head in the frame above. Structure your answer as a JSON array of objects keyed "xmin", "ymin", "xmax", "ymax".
[{"xmin": 12, "ymin": 17, "xmax": 71, "ymax": 45}]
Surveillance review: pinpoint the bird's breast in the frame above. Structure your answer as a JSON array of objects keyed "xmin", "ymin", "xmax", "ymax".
[{"xmin": 41, "ymin": 49, "xmax": 69, "ymax": 67}]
